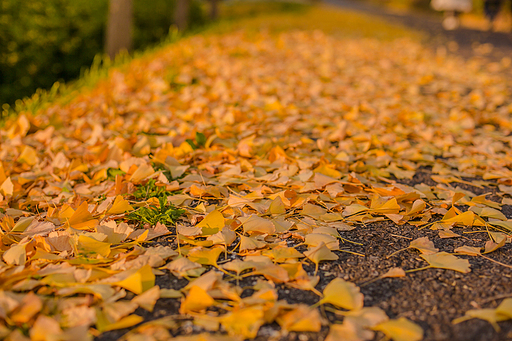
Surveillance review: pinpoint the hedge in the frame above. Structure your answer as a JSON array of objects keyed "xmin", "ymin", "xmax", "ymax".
[{"xmin": 0, "ymin": 0, "xmax": 205, "ymax": 107}]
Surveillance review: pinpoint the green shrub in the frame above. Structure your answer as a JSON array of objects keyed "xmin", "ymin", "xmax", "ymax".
[{"xmin": 0, "ymin": 0, "xmax": 206, "ymax": 106}]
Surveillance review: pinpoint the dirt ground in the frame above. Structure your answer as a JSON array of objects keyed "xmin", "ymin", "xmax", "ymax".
[
  {"xmin": 94, "ymin": 3, "xmax": 512, "ymax": 340},
  {"xmin": 97, "ymin": 171, "xmax": 512, "ymax": 341}
]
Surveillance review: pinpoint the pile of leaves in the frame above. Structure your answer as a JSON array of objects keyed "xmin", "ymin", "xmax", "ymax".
[{"xmin": 1, "ymin": 19, "xmax": 512, "ymax": 341}]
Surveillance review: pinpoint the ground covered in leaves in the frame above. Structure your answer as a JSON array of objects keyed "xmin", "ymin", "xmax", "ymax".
[{"xmin": 1, "ymin": 5, "xmax": 512, "ymax": 341}]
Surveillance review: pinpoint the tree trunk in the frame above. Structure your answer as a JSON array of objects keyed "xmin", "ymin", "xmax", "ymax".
[
  {"xmin": 210, "ymin": 0, "xmax": 219, "ymax": 20},
  {"xmin": 175, "ymin": 0, "xmax": 190, "ymax": 31},
  {"xmin": 106, "ymin": 0, "xmax": 133, "ymax": 60}
]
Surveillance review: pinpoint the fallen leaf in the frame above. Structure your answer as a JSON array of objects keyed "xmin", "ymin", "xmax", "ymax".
[
  {"xmin": 381, "ymin": 267, "xmax": 406, "ymax": 279},
  {"xmin": 180, "ymin": 286, "xmax": 215, "ymax": 314},
  {"xmin": 220, "ymin": 306, "xmax": 265, "ymax": 339},
  {"xmin": 453, "ymin": 308, "xmax": 508, "ymax": 331},
  {"xmin": 132, "ymin": 285, "xmax": 160, "ymax": 312},
  {"xmin": 409, "ymin": 237, "xmax": 438, "ymax": 255},
  {"xmin": 112, "ymin": 265, "xmax": 155, "ymax": 294},
  {"xmin": 420, "ymin": 252, "xmax": 471, "ymax": 273},
  {"xmin": 304, "ymin": 242, "xmax": 338, "ymax": 275},
  {"xmin": 318, "ymin": 278, "xmax": 363, "ymax": 311},
  {"xmin": 239, "ymin": 215, "xmax": 275, "ymax": 235},
  {"xmin": 373, "ymin": 317, "xmax": 423, "ymax": 341},
  {"xmin": 107, "ymin": 195, "xmax": 135, "ymax": 215},
  {"xmin": 277, "ymin": 304, "xmax": 322, "ymax": 332}
]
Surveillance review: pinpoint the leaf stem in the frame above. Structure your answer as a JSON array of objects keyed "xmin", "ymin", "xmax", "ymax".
[
  {"xmin": 386, "ymin": 247, "xmax": 408, "ymax": 259},
  {"xmin": 480, "ymin": 254, "xmax": 512, "ymax": 269},
  {"xmin": 405, "ymin": 266, "xmax": 431, "ymax": 273},
  {"xmin": 338, "ymin": 249, "xmax": 365, "ymax": 257}
]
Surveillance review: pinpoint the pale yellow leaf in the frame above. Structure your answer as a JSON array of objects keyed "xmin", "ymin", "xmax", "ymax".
[
  {"xmin": 319, "ymin": 278, "xmax": 363, "ymax": 311},
  {"xmin": 132, "ymin": 285, "xmax": 160, "ymax": 312},
  {"xmin": 373, "ymin": 317, "xmax": 423, "ymax": 341},
  {"xmin": 107, "ymin": 195, "xmax": 134, "ymax": 215},
  {"xmin": 420, "ymin": 252, "xmax": 471, "ymax": 273},
  {"xmin": 180, "ymin": 286, "xmax": 215, "ymax": 314}
]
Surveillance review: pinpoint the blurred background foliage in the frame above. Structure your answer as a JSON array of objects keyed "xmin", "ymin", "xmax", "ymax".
[
  {"xmin": 0, "ymin": 0, "xmax": 505, "ymax": 108},
  {"xmin": 0, "ymin": 0, "xmax": 206, "ymax": 107}
]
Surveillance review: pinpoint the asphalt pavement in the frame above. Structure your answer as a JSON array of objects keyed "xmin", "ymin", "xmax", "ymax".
[{"xmin": 324, "ymin": 0, "xmax": 512, "ymax": 62}]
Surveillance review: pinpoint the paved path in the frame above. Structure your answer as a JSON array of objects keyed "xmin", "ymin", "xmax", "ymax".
[{"xmin": 325, "ymin": 0, "xmax": 512, "ymax": 62}]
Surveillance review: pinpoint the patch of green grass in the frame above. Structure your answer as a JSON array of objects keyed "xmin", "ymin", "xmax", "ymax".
[
  {"xmin": 132, "ymin": 179, "xmax": 173, "ymax": 201},
  {"xmin": 107, "ymin": 168, "xmax": 127, "ymax": 181},
  {"xmin": 127, "ymin": 194, "xmax": 184, "ymax": 226}
]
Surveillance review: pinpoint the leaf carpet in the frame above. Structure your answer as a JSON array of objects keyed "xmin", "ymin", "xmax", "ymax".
[{"xmin": 1, "ymin": 24, "xmax": 512, "ymax": 341}]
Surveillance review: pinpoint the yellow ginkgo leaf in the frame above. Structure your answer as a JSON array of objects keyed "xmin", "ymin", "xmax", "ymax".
[
  {"xmin": 318, "ymin": 278, "xmax": 363, "ymax": 311},
  {"xmin": 222, "ymin": 259, "xmax": 258, "ymax": 275},
  {"xmin": 2, "ymin": 242, "xmax": 27, "ymax": 265},
  {"xmin": 239, "ymin": 215, "xmax": 275, "ymax": 235},
  {"xmin": 29, "ymin": 315, "xmax": 63, "ymax": 340},
  {"xmin": 470, "ymin": 206, "xmax": 507, "ymax": 221},
  {"xmin": 106, "ymin": 195, "xmax": 134, "ymax": 215},
  {"xmin": 454, "ymin": 245, "xmax": 481, "ymax": 256},
  {"xmin": 388, "ymin": 237, "xmax": 438, "ymax": 258},
  {"xmin": 381, "ymin": 267, "xmax": 406, "ymax": 279},
  {"xmin": 314, "ymin": 164, "xmax": 341, "ymax": 179},
  {"xmin": 453, "ymin": 308, "xmax": 508, "ymax": 331},
  {"xmin": 497, "ymin": 298, "xmax": 512, "ymax": 319},
  {"xmin": 420, "ymin": 252, "xmax": 471, "ymax": 273},
  {"xmin": 187, "ymin": 247, "xmax": 223, "ymax": 267},
  {"xmin": 11, "ymin": 216, "xmax": 34, "ymax": 233},
  {"xmin": 409, "ymin": 237, "xmax": 438, "ymax": 255},
  {"xmin": 18, "ymin": 145, "xmax": 38, "ymax": 165},
  {"xmin": 268, "ymin": 196, "xmax": 286, "ymax": 215},
  {"xmin": 406, "ymin": 199, "xmax": 426, "ymax": 216},
  {"xmin": 304, "ymin": 233, "xmax": 339, "ymax": 250},
  {"xmin": 66, "ymin": 202, "xmax": 99, "ymax": 230},
  {"xmin": 78, "ymin": 235, "xmax": 111, "ymax": 258},
  {"xmin": 370, "ymin": 197, "xmax": 401, "ymax": 215},
  {"xmin": 344, "ymin": 306, "xmax": 389, "ymax": 328},
  {"xmin": 165, "ymin": 257, "xmax": 205, "ymax": 278},
  {"xmin": 207, "ymin": 229, "xmax": 236, "ymax": 247},
  {"xmin": 113, "ymin": 265, "xmax": 155, "ymax": 294},
  {"xmin": 301, "ymin": 203, "xmax": 327, "ymax": 217},
  {"xmin": 10, "ymin": 292, "xmax": 43, "ymax": 324},
  {"xmin": 276, "ymin": 304, "xmax": 322, "ymax": 332},
  {"xmin": 0, "ymin": 162, "xmax": 6, "ymax": 184},
  {"xmin": 132, "ymin": 285, "xmax": 160, "ymax": 312},
  {"xmin": 180, "ymin": 285, "xmax": 215, "ymax": 314},
  {"xmin": 304, "ymin": 241, "xmax": 338, "ymax": 275},
  {"xmin": 102, "ymin": 314, "xmax": 144, "ymax": 332},
  {"xmin": 220, "ymin": 306, "xmax": 265, "ymax": 339},
  {"xmin": 373, "ymin": 317, "xmax": 423, "ymax": 341},
  {"xmin": 262, "ymin": 246, "xmax": 304, "ymax": 263},
  {"xmin": 326, "ymin": 322, "xmax": 367, "ymax": 341},
  {"xmin": 442, "ymin": 210, "xmax": 485, "ymax": 227},
  {"xmin": 0, "ymin": 177, "xmax": 13, "ymax": 196},
  {"xmin": 196, "ymin": 210, "xmax": 225, "ymax": 235},
  {"xmin": 253, "ymin": 263, "xmax": 290, "ymax": 283},
  {"xmin": 129, "ymin": 164, "xmax": 155, "ymax": 183},
  {"xmin": 239, "ymin": 235, "xmax": 267, "ymax": 252}
]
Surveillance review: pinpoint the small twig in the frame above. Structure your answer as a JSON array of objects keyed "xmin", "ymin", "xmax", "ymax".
[{"xmin": 479, "ymin": 293, "xmax": 512, "ymax": 304}]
